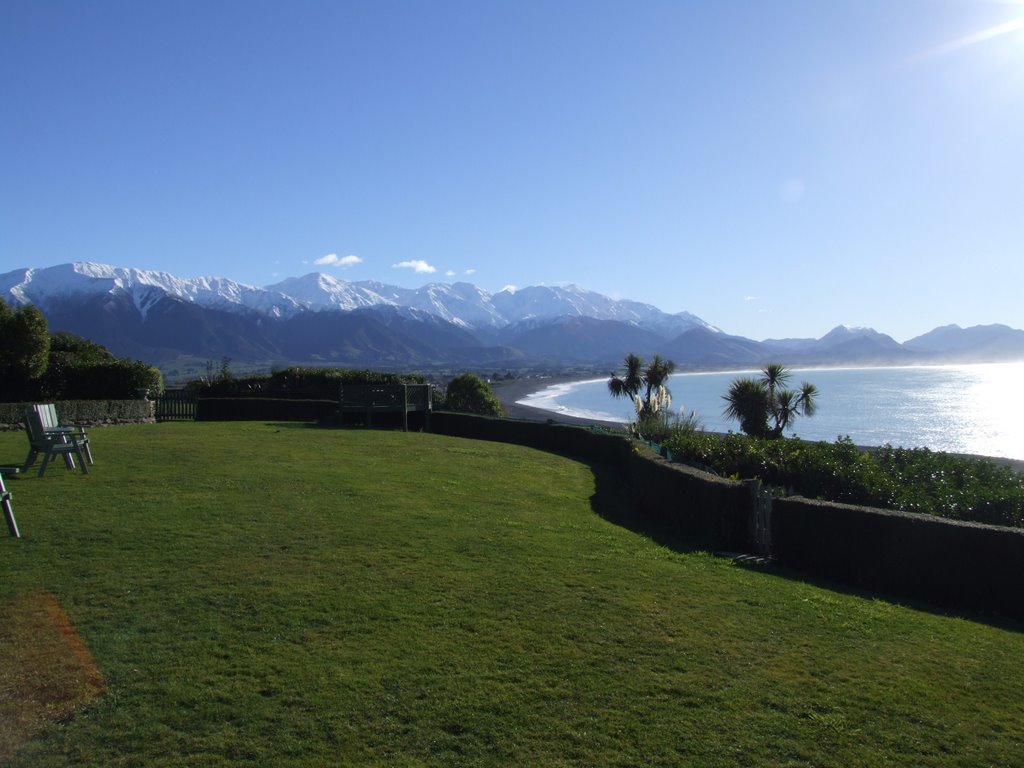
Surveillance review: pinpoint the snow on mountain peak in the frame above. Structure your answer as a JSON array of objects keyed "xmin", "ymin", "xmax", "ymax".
[
  {"xmin": 0, "ymin": 262, "xmax": 303, "ymax": 319},
  {"xmin": 1, "ymin": 261, "xmax": 713, "ymax": 336}
]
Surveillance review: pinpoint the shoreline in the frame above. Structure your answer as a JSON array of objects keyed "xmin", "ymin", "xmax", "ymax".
[
  {"xmin": 490, "ymin": 375, "xmax": 626, "ymax": 430},
  {"xmin": 489, "ymin": 375, "xmax": 1024, "ymax": 472}
]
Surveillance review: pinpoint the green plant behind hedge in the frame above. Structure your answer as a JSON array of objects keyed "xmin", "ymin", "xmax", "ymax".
[
  {"xmin": 873, "ymin": 446, "xmax": 1024, "ymax": 527},
  {"xmin": 41, "ymin": 360, "xmax": 164, "ymax": 400},
  {"xmin": 663, "ymin": 431, "xmax": 1024, "ymax": 528},
  {"xmin": 195, "ymin": 367, "xmax": 427, "ymax": 399}
]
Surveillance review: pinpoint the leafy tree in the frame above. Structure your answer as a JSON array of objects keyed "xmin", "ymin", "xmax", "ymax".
[
  {"xmin": 722, "ymin": 363, "xmax": 818, "ymax": 439},
  {"xmin": 0, "ymin": 299, "xmax": 50, "ymax": 399},
  {"xmin": 0, "ymin": 301, "xmax": 166, "ymax": 401},
  {"xmin": 442, "ymin": 373, "xmax": 504, "ymax": 417},
  {"xmin": 48, "ymin": 331, "xmax": 116, "ymax": 364},
  {"xmin": 607, "ymin": 353, "xmax": 676, "ymax": 419}
]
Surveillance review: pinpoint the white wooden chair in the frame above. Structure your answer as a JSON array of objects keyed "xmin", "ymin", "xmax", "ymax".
[
  {"xmin": 34, "ymin": 403, "xmax": 93, "ymax": 464},
  {"xmin": 22, "ymin": 408, "xmax": 90, "ymax": 477}
]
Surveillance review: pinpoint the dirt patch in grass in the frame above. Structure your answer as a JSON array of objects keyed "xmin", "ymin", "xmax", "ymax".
[{"xmin": 0, "ymin": 592, "xmax": 105, "ymax": 762}]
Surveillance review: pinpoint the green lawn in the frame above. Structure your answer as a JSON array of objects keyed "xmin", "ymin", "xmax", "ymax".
[{"xmin": 1, "ymin": 422, "xmax": 1022, "ymax": 767}]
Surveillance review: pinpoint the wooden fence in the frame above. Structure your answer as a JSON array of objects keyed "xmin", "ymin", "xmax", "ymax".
[{"xmin": 155, "ymin": 389, "xmax": 197, "ymax": 421}]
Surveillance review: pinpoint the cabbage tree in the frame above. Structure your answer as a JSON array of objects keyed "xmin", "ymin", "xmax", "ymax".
[
  {"xmin": 608, "ymin": 353, "xmax": 675, "ymax": 419},
  {"xmin": 723, "ymin": 363, "xmax": 818, "ymax": 438}
]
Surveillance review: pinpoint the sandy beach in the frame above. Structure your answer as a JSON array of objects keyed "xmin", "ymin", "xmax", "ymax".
[{"xmin": 490, "ymin": 375, "xmax": 626, "ymax": 430}]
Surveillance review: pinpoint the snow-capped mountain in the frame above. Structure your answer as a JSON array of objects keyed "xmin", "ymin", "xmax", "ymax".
[
  {"xmin": 1, "ymin": 262, "xmax": 715, "ymax": 335},
  {"xmin": 2, "ymin": 262, "xmax": 1021, "ymax": 370},
  {"xmin": 265, "ymin": 273, "xmax": 394, "ymax": 313},
  {"xmin": 2, "ymin": 262, "xmax": 303, "ymax": 319},
  {"xmin": 0, "ymin": 262, "xmax": 719, "ymax": 368}
]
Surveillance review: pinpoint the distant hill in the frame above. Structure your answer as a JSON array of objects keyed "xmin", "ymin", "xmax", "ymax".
[
  {"xmin": 2, "ymin": 262, "xmax": 1022, "ymax": 373},
  {"xmin": 904, "ymin": 324, "xmax": 1024, "ymax": 362}
]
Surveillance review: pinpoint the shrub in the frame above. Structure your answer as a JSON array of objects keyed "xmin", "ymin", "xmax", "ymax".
[
  {"xmin": 42, "ymin": 360, "xmax": 164, "ymax": 400},
  {"xmin": 873, "ymin": 446, "xmax": 1024, "ymax": 527},
  {"xmin": 662, "ymin": 431, "xmax": 1024, "ymax": 528},
  {"xmin": 634, "ymin": 409, "xmax": 701, "ymax": 444},
  {"xmin": 440, "ymin": 373, "xmax": 504, "ymax": 417},
  {"xmin": 0, "ymin": 317, "xmax": 164, "ymax": 402}
]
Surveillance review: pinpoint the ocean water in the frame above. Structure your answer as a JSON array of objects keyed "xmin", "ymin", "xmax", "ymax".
[{"xmin": 516, "ymin": 363, "xmax": 1024, "ymax": 460}]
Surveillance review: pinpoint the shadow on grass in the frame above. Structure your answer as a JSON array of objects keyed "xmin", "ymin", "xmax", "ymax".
[
  {"xmin": 588, "ymin": 460, "xmax": 709, "ymax": 555},
  {"xmin": 586, "ymin": 458, "xmax": 1024, "ymax": 634}
]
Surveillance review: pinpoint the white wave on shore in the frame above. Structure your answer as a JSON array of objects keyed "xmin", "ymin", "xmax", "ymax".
[{"xmin": 515, "ymin": 378, "xmax": 629, "ymax": 424}]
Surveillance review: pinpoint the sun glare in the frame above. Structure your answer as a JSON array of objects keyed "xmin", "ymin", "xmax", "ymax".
[{"xmin": 917, "ymin": 14, "xmax": 1024, "ymax": 60}]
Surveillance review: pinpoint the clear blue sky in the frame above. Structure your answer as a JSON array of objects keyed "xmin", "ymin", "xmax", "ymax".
[{"xmin": 3, "ymin": 0, "xmax": 1022, "ymax": 342}]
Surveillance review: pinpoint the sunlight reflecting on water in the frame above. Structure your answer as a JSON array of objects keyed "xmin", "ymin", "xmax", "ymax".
[{"xmin": 517, "ymin": 363, "xmax": 1024, "ymax": 459}]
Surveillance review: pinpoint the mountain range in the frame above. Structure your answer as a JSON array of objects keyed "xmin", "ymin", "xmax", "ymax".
[{"xmin": 3, "ymin": 262, "xmax": 1023, "ymax": 373}]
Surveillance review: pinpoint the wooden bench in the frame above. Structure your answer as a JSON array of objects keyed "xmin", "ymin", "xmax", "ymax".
[
  {"xmin": 338, "ymin": 384, "xmax": 432, "ymax": 431},
  {"xmin": 22, "ymin": 407, "xmax": 91, "ymax": 477}
]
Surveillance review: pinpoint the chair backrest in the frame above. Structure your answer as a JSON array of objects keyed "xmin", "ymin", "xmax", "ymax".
[
  {"xmin": 23, "ymin": 408, "xmax": 49, "ymax": 447},
  {"xmin": 36, "ymin": 403, "xmax": 59, "ymax": 430}
]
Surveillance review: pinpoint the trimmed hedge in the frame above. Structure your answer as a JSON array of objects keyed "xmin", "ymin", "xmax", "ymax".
[
  {"xmin": 626, "ymin": 445, "xmax": 752, "ymax": 549},
  {"xmin": 429, "ymin": 411, "xmax": 630, "ymax": 466},
  {"xmin": 195, "ymin": 398, "xmax": 338, "ymax": 422},
  {"xmin": 663, "ymin": 431, "xmax": 1024, "ymax": 529},
  {"xmin": 0, "ymin": 400, "xmax": 154, "ymax": 427},
  {"xmin": 772, "ymin": 497, "xmax": 1024, "ymax": 618}
]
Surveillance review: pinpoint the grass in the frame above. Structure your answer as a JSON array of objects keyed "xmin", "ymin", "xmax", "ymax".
[
  {"xmin": 1, "ymin": 421, "xmax": 1023, "ymax": 766},
  {"xmin": 0, "ymin": 592, "xmax": 106, "ymax": 761}
]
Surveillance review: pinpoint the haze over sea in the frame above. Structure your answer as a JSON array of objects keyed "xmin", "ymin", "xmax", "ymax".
[{"xmin": 518, "ymin": 363, "xmax": 1024, "ymax": 461}]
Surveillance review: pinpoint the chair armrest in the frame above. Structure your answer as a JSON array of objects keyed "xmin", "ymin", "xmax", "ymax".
[{"xmin": 45, "ymin": 426, "xmax": 89, "ymax": 437}]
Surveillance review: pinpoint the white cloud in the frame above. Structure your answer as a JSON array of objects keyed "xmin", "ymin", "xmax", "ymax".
[
  {"xmin": 314, "ymin": 253, "xmax": 363, "ymax": 268},
  {"xmin": 501, "ymin": 284, "xmax": 517, "ymax": 293},
  {"xmin": 744, "ymin": 295, "xmax": 759, "ymax": 302},
  {"xmin": 392, "ymin": 260, "xmax": 437, "ymax": 274},
  {"xmin": 445, "ymin": 270, "xmax": 456, "ymax": 277},
  {"xmin": 465, "ymin": 268, "xmax": 476, "ymax": 275}
]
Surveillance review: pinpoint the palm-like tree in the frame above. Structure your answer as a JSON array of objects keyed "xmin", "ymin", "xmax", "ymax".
[
  {"xmin": 723, "ymin": 364, "xmax": 818, "ymax": 438},
  {"xmin": 608, "ymin": 353, "xmax": 676, "ymax": 419},
  {"xmin": 608, "ymin": 353, "xmax": 644, "ymax": 405},
  {"xmin": 722, "ymin": 376, "xmax": 771, "ymax": 437}
]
